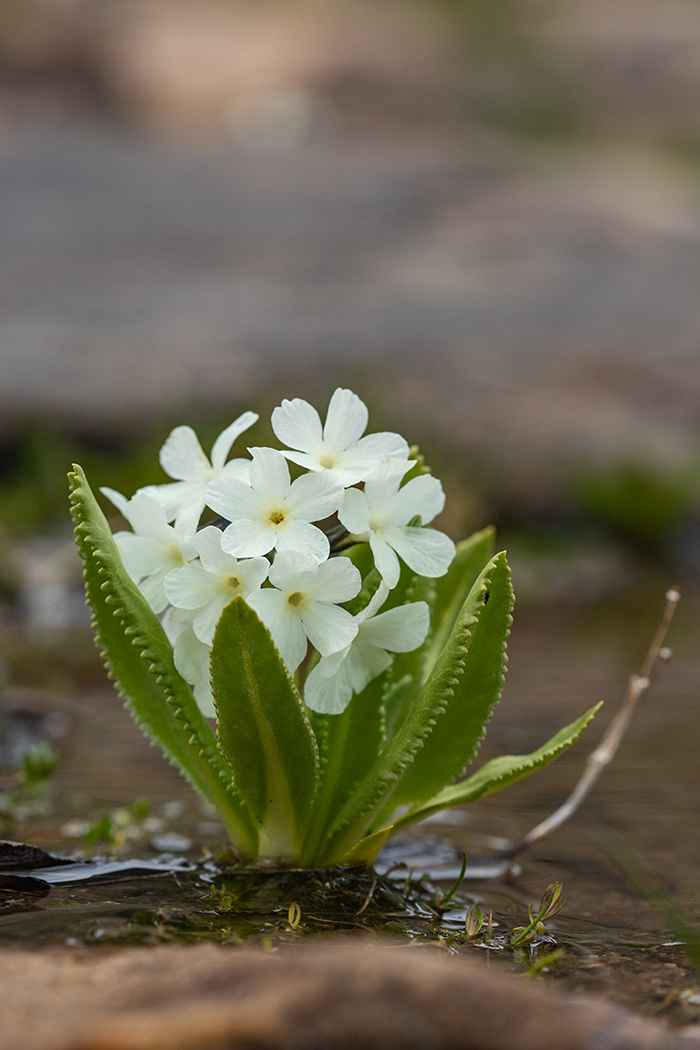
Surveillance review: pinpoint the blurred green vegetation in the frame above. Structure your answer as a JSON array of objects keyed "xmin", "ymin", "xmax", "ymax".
[
  {"xmin": 416, "ymin": 0, "xmax": 583, "ymax": 140},
  {"xmin": 0, "ymin": 397, "xmax": 288, "ymax": 536},
  {"xmin": 571, "ymin": 462, "xmax": 700, "ymax": 556}
]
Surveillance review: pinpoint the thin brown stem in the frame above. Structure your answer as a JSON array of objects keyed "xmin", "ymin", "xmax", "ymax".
[{"xmin": 502, "ymin": 587, "xmax": 680, "ymax": 861}]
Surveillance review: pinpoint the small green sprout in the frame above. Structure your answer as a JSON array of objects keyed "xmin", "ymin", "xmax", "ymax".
[
  {"xmin": 465, "ymin": 903, "xmax": 485, "ymax": 938},
  {"xmin": 206, "ymin": 884, "xmax": 235, "ymax": 911},
  {"xmin": 287, "ymin": 902, "xmax": 302, "ymax": 930},
  {"xmin": 510, "ymin": 882, "xmax": 566, "ymax": 946},
  {"xmin": 434, "ymin": 853, "xmax": 468, "ymax": 909},
  {"xmin": 523, "ymin": 948, "xmax": 565, "ymax": 978}
]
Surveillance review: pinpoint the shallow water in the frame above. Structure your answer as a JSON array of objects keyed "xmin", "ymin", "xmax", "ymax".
[{"xmin": 1, "ymin": 577, "xmax": 699, "ymax": 1021}]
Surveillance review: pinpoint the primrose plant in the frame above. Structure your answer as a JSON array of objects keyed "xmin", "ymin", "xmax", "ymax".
[{"xmin": 69, "ymin": 389, "xmax": 598, "ymax": 868}]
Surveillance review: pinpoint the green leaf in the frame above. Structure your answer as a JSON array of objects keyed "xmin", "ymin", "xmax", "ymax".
[
  {"xmin": 390, "ymin": 703, "xmax": 602, "ymax": 832},
  {"xmin": 210, "ymin": 597, "xmax": 319, "ymax": 862},
  {"xmin": 299, "ymin": 672, "xmax": 386, "ymax": 867},
  {"xmin": 314, "ymin": 555, "xmax": 504, "ymax": 864},
  {"xmin": 381, "ymin": 674, "xmax": 414, "ymax": 745},
  {"xmin": 384, "ymin": 552, "xmax": 513, "ymax": 811},
  {"xmin": 339, "ymin": 824, "xmax": 394, "ymax": 866},
  {"xmin": 427, "ymin": 526, "xmax": 495, "ymax": 670},
  {"xmin": 68, "ymin": 465, "xmax": 257, "ymax": 856}
]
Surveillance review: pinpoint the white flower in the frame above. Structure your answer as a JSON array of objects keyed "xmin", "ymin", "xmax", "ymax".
[
  {"xmin": 111, "ymin": 413, "xmax": 258, "ymax": 534},
  {"xmin": 205, "ymin": 447, "xmax": 343, "ymax": 565},
  {"xmin": 247, "ymin": 550, "xmax": 361, "ymax": 673},
  {"xmin": 170, "ymin": 623, "xmax": 216, "ymax": 719},
  {"xmin": 338, "ymin": 463, "xmax": 455, "ymax": 588},
  {"xmin": 163, "ymin": 526, "xmax": 269, "ymax": 645},
  {"xmin": 271, "ymin": 388, "xmax": 409, "ymax": 486},
  {"xmin": 304, "ymin": 584, "xmax": 430, "ymax": 714},
  {"xmin": 113, "ymin": 493, "xmax": 196, "ymax": 614}
]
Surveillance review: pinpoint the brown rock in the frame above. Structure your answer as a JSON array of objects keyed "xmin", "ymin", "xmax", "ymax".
[{"xmin": 0, "ymin": 941, "xmax": 685, "ymax": 1050}]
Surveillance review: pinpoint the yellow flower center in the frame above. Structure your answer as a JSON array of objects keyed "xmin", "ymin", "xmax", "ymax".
[
  {"xmin": 287, "ymin": 591, "xmax": 304, "ymax": 608},
  {"xmin": 319, "ymin": 454, "xmax": 335, "ymax": 469},
  {"xmin": 226, "ymin": 576, "xmax": 241, "ymax": 592},
  {"xmin": 269, "ymin": 510, "xmax": 286, "ymax": 525}
]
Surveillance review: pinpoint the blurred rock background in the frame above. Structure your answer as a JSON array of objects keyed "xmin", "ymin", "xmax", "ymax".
[{"xmin": 0, "ymin": 0, "xmax": 700, "ymax": 622}]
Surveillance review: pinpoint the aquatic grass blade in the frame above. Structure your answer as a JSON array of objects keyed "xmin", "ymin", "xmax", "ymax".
[
  {"xmin": 389, "ymin": 703, "xmax": 602, "ymax": 832},
  {"xmin": 210, "ymin": 597, "xmax": 319, "ymax": 861},
  {"xmin": 68, "ymin": 465, "xmax": 258, "ymax": 855},
  {"xmin": 386, "ymin": 552, "xmax": 513, "ymax": 810}
]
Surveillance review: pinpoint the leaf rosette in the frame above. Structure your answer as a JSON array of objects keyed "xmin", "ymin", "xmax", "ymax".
[{"xmin": 69, "ymin": 389, "xmax": 598, "ymax": 866}]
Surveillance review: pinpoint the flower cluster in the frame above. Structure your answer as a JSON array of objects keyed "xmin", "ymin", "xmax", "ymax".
[{"xmin": 102, "ymin": 390, "xmax": 455, "ymax": 718}]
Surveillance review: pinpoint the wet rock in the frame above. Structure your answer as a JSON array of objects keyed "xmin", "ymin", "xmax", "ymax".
[
  {"xmin": 0, "ymin": 873, "xmax": 50, "ymax": 909},
  {"xmin": 0, "ymin": 840, "xmax": 72, "ymax": 871},
  {"xmin": 0, "ymin": 941, "xmax": 685, "ymax": 1050}
]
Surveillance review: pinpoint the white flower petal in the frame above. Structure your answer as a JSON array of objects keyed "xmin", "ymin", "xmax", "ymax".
[
  {"xmin": 174, "ymin": 500, "xmax": 205, "ymax": 534},
  {"xmin": 322, "ymin": 388, "xmax": 368, "ymax": 449},
  {"xmin": 100, "ymin": 486, "xmax": 130, "ymax": 517},
  {"xmin": 137, "ymin": 571, "xmax": 169, "ymax": 614},
  {"xmin": 357, "ymin": 581, "xmax": 390, "ymax": 623},
  {"xmin": 248, "ymin": 447, "xmax": 291, "ymax": 503},
  {"xmin": 194, "ymin": 526, "xmax": 233, "ymax": 574},
  {"xmin": 369, "ymin": 534, "xmax": 401, "ymax": 588},
  {"xmin": 272, "ymin": 397, "xmax": 324, "ymax": 453},
  {"xmin": 121, "ymin": 492, "xmax": 171, "ymax": 539},
  {"xmin": 205, "ymin": 477, "xmax": 261, "ymax": 521},
  {"xmin": 338, "ymin": 488, "xmax": 370, "ymax": 536},
  {"xmin": 237, "ymin": 557, "xmax": 270, "ymax": 593},
  {"xmin": 315, "ymin": 643, "xmax": 352, "ymax": 678},
  {"xmin": 301, "ymin": 602, "xmax": 358, "ymax": 656},
  {"xmin": 386, "ymin": 473, "xmax": 445, "ymax": 527},
  {"xmin": 192, "ymin": 675, "xmax": 216, "ymax": 720},
  {"xmin": 274, "ymin": 519, "xmax": 330, "ymax": 563},
  {"xmin": 351, "ymin": 431, "xmax": 410, "ymax": 462},
  {"xmin": 137, "ymin": 480, "xmax": 198, "ymax": 524},
  {"xmin": 221, "ymin": 518, "xmax": 277, "ymax": 557},
  {"xmin": 361, "ymin": 601, "xmax": 430, "ymax": 653},
  {"xmin": 164, "ymin": 564, "xmax": 216, "ymax": 610},
  {"xmin": 346, "ymin": 636, "xmax": 392, "ymax": 689},
  {"xmin": 247, "ymin": 590, "xmax": 308, "ymax": 671},
  {"xmin": 267, "ymin": 549, "xmax": 318, "ymax": 590},
  {"xmin": 363, "ymin": 462, "xmax": 410, "ymax": 512},
  {"xmin": 278, "ymin": 450, "xmax": 323, "ymax": 474},
  {"xmin": 159, "ymin": 425, "xmax": 209, "ymax": 482},
  {"xmin": 310, "ymin": 557, "xmax": 362, "ymax": 604},
  {"xmin": 173, "ymin": 629, "xmax": 215, "ymax": 718},
  {"xmin": 385, "ymin": 526, "xmax": 456, "ymax": 579},
  {"xmin": 218, "ymin": 458, "xmax": 252, "ymax": 484},
  {"xmin": 286, "ymin": 471, "xmax": 343, "ymax": 521},
  {"xmin": 162, "ymin": 609, "xmax": 188, "ymax": 645},
  {"xmin": 304, "ymin": 661, "xmax": 353, "ymax": 715},
  {"xmin": 116, "ymin": 535, "xmax": 168, "ymax": 580},
  {"xmin": 193, "ymin": 599, "xmax": 228, "ymax": 646},
  {"xmin": 210, "ymin": 411, "xmax": 258, "ymax": 470}
]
